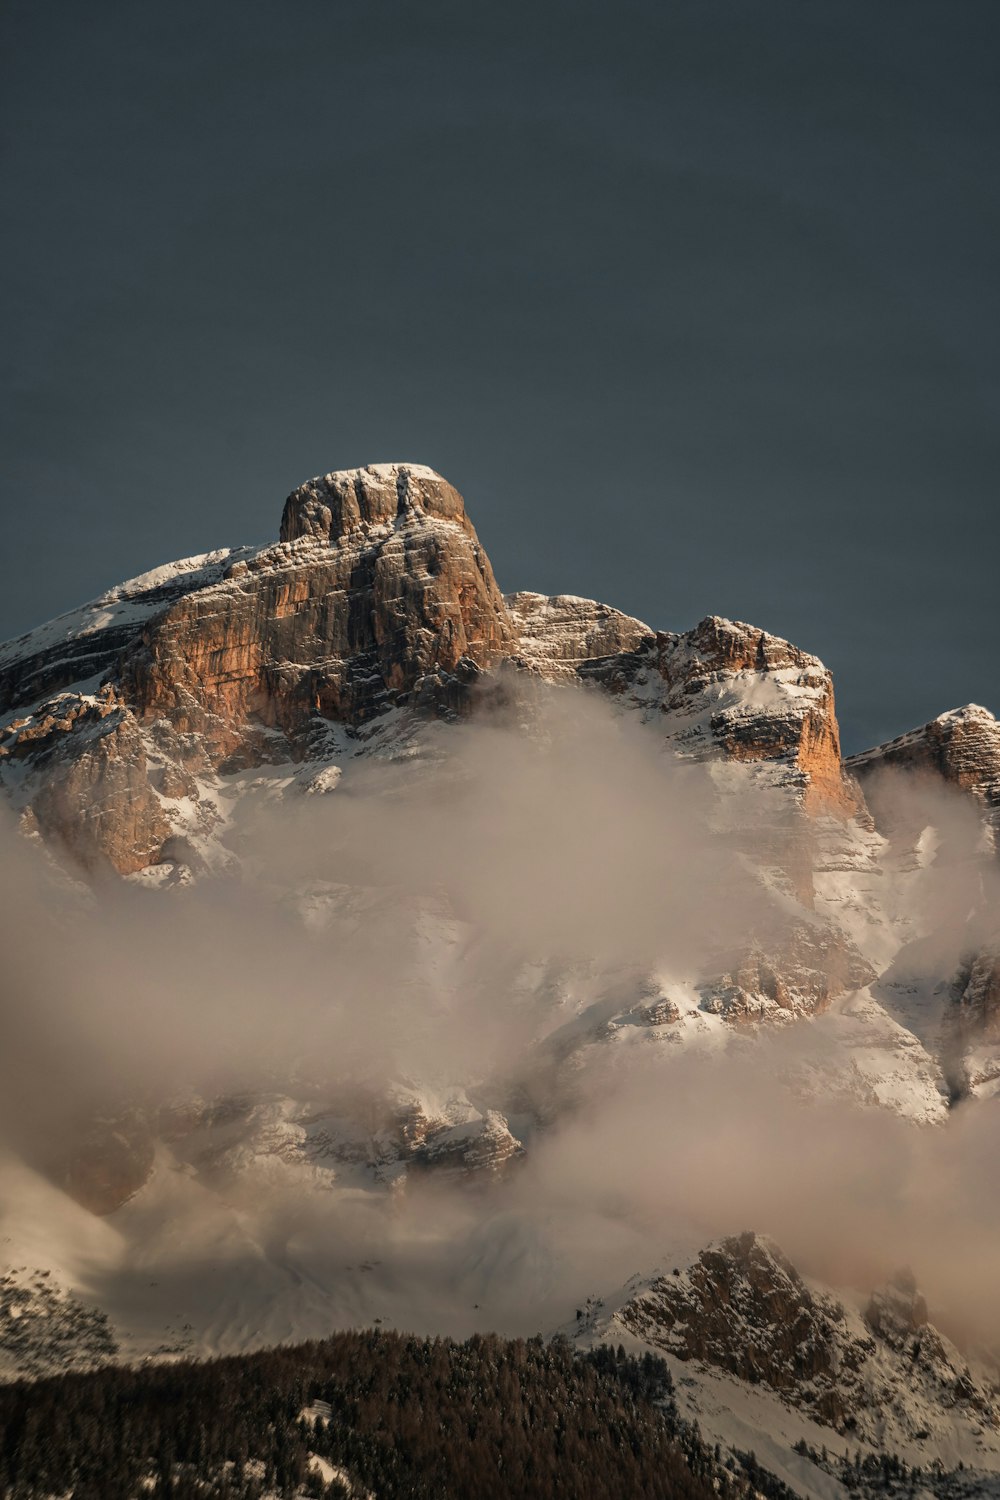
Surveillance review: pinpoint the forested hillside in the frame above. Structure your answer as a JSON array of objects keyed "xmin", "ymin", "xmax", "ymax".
[{"xmin": 0, "ymin": 1331, "xmax": 725, "ymax": 1499}]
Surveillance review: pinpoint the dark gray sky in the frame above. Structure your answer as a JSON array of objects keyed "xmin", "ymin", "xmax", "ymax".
[{"xmin": 2, "ymin": 0, "xmax": 998, "ymax": 751}]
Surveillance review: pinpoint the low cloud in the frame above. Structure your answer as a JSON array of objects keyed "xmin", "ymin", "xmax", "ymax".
[{"xmin": 1, "ymin": 685, "xmax": 998, "ymax": 1349}]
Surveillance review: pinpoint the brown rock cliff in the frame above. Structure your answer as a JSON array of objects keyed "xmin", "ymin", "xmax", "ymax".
[{"xmin": 1, "ymin": 463, "xmax": 866, "ymax": 875}]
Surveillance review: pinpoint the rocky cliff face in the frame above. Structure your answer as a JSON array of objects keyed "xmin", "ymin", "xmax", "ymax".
[
  {"xmin": 611, "ymin": 1233, "xmax": 1000, "ymax": 1452},
  {"xmin": 657, "ymin": 616, "xmax": 860, "ymax": 818},
  {"xmin": 699, "ymin": 921, "xmax": 876, "ymax": 1023},
  {"xmin": 510, "ymin": 600, "xmax": 859, "ymax": 818},
  {"xmin": 61, "ymin": 1086, "xmax": 526, "ymax": 1215},
  {"xmin": 125, "ymin": 463, "xmax": 515, "ymax": 764},
  {"xmin": 0, "ymin": 462, "xmax": 862, "ymax": 876},
  {"xmin": 847, "ymin": 704, "xmax": 1000, "ymax": 854}
]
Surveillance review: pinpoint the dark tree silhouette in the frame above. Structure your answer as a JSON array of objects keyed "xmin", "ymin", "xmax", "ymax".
[{"xmin": 0, "ymin": 1331, "xmax": 729, "ymax": 1500}]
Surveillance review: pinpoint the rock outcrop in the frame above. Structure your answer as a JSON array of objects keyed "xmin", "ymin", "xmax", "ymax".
[
  {"xmin": 617, "ymin": 1233, "xmax": 871, "ymax": 1431},
  {"xmin": 847, "ymin": 704, "xmax": 1000, "ymax": 853},
  {"xmin": 652, "ymin": 616, "xmax": 861, "ymax": 818},
  {"xmin": 124, "ymin": 464, "xmax": 516, "ymax": 764},
  {"xmin": 700, "ymin": 921, "xmax": 876, "ymax": 1023},
  {"xmin": 414, "ymin": 1109, "xmax": 524, "ymax": 1179},
  {"xmin": 505, "ymin": 591, "xmax": 655, "ymax": 677},
  {"xmin": 613, "ymin": 1233, "xmax": 1000, "ymax": 1447}
]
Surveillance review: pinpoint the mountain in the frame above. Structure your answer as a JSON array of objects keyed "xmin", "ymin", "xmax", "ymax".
[
  {"xmin": 846, "ymin": 705, "xmax": 1000, "ymax": 1100},
  {"xmin": 0, "ymin": 462, "xmax": 858, "ymax": 874},
  {"xmin": 575, "ymin": 1234, "xmax": 1000, "ymax": 1496},
  {"xmin": 847, "ymin": 704, "xmax": 1000, "ymax": 856},
  {"xmin": 1, "ymin": 464, "xmax": 998, "ymax": 1493}
]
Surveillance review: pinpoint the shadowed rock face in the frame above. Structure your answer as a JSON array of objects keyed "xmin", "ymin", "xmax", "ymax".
[
  {"xmin": 950, "ymin": 950, "xmax": 1000, "ymax": 1044},
  {"xmin": 943, "ymin": 947, "xmax": 1000, "ymax": 1100},
  {"xmin": 60, "ymin": 1113, "xmax": 156, "ymax": 1216}
]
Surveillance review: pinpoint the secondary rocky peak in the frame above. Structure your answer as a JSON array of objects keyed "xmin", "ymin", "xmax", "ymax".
[
  {"xmin": 847, "ymin": 702, "xmax": 1000, "ymax": 851},
  {"xmin": 849, "ymin": 703, "xmax": 1000, "ymax": 786},
  {"xmin": 613, "ymin": 1234, "xmax": 1000, "ymax": 1447},
  {"xmin": 279, "ymin": 462, "xmax": 472, "ymax": 544},
  {"xmin": 684, "ymin": 614, "xmax": 814, "ymax": 673},
  {"xmin": 656, "ymin": 616, "xmax": 860, "ymax": 818}
]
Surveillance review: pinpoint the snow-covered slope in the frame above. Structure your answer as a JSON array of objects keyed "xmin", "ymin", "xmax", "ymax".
[
  {"xmin": 574, "ymin": 1235, "xmax": 1000, "ymax": 1497},
  {"xmin": 0, "ymin": 548, "xmax": 264, "ymax": 713}
]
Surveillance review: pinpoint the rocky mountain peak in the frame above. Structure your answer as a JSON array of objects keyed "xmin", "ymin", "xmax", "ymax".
[
  {"xmin": 279, "ymin": 462, "xmax": 472, "ymax": 544},
  {"xmin": 847, "ymin": 702, "xmax": 1000, "ymax": 853},
  {"xmin": 611, "ymin": 1233, "xmax": 1000, "ymax": 1450},
  {"xmin": 683, "ymin": 614, "xmax": 817, "ymax": 674},
  {"xmin": 653, "ymin": 616, "xmax": 861, "ymax": 818},
  {"xmin": 849, "ymin": 704, "xmax": 1000, "ymax": 789},
  {"xmin": 1, "ymin": 461, "xmax": 870, "ymax": 873}
]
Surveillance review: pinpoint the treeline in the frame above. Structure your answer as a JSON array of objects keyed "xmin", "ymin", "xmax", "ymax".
[
  {"xmin": 0, "ymin": 1331, "xmax": 726, "ymax": 1499},
  {"xmin": 792, "ymin": 1437, "xmax": 985, "ymax": 1500}
]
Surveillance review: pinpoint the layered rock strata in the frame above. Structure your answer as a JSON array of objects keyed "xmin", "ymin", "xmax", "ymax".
[
  {"xmin": 0, "ymin": 463, "xmax": 862, "ymax": 875},
  {"xmin": 847, "ymin": 704, "xmax": 1000, "ymax": 854},
  {"xmin": 126, "ymin": 464, "xmax": 515, "ymax": 762}
]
